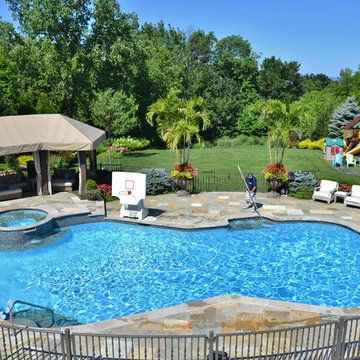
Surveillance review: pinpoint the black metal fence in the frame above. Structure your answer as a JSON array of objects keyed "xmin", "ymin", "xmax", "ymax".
[
  {"xmin": 0, "ymin": 316, "xmax": 359, "ymax": 359},
  {"xmin": 98, "ymin": 163, "xmax": 360, "ymax": 193}
]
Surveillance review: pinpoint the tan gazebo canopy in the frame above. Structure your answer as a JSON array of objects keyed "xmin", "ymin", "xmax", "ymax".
[
  {"xmin": 0, "ymin": 114, "xmax": 106, "ymax": 155},
  {"xmin": 0, "ymin": 114, "xmax": 106, "ymax": 195}
]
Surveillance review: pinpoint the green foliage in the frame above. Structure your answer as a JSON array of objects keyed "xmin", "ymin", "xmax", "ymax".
[
  {"xmin": 5, "ymin": 154, "xmax": 19, "ymax": 170},
  {"xmin": 35, "ymin": 92, "xmax": 57, "ymax": 113},
  {"xmin": 1, "ymin": 0, "xmax": 360, "ymax": 147},
  {"xmin": 237, "ymin": 99, "xmax": 268, "ymax": 136},
  {"xmin": 328, "ymin": 96, "xmax": 360, "ymax": 138},
  {"xmin": 50, "ymin": 153, "xmax": 71, "ymax": 171},
  {"xmin": 216, "ymin": 135, "xmax": 266, "ymax": 147},
  {"xmin": 97, "ymin": 152, "xmax": 123, "ymax": 161},
  {"xmin": 298, "ymin": 138, "xmax": 325, "ymax": 150},
  {"xmin": 289, "ymin": 186, "xmax": 314, "ymax": 199},
  {"xmin": 295, "ymin": 90, "xmax": 339, "ymax": 139},
  {"xmin": 112, "ymin": 137, "xmax": 150, "ymax": 151},
  {"xmin": 95, "ymin": 139, "xmax": 111, "ymax": 154},
  {"xmin": 141, "ymin": 168, "xmax": 174, "ymax": 195},
  {"xmin": 90, "ymin": 89, "xmax": 139, "ymax": 138},
  {"xmin": 146, "ymin": 87, "xmax": 209, "ymax": 165},
  {"xmin": 17, "ymin": 154, "xmax": 33, "ymax": 166},
  {"xmin": 85, "ymin": 179, "xmax": 98, "ymax": 190},
  {"xmin": 288, "ymin": 171, "xmax": 317, "ymax": 198},
  {"xmin": 258, "ymin": 56, "xmax": 303, "ymax": 102}
]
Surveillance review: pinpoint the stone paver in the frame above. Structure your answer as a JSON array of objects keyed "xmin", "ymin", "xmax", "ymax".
[{"xmin": 1, "ymin": 191, "xmax": 360, "ymax": 233}]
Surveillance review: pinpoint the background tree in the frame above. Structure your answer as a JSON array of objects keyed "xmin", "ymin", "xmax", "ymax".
[
  {"xmin": 90, "ymin": 89, "xmax": 139, "ymax": 139},
  {"xmin": 328, "ymin": 96, "xmax": 360, "ymax": 138},
  {"xmin": 295, "ymin": 90, "xmax": 339, "ymax": 139},
  {"xmin": 258, "ymin": 56, "xmax": 303, "ymax": 102},
  {"xmin": 146, "ymin": 88, "xmax": 210, "ymax": 164}
]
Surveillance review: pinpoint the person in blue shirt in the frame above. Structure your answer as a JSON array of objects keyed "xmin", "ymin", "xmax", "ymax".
[{"xmin": 243, "ymin": 173, "xmax": 257, "ymax": 212}]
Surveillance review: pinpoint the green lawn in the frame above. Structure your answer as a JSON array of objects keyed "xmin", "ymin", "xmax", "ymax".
[{"xmin": 98, "ymin": 146, "xmax": 335, "ymax": 173}]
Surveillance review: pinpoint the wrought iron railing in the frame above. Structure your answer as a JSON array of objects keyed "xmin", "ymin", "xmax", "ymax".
[
  {"xmin": 97, "ymin": 163, "xmax": 360, "ymax": 193},
  {"xmin": 0, "ymin": 316, "xmax": 359, "ymax": 360}
]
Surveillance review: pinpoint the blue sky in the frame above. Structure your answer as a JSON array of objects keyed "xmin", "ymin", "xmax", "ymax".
[{"xmin": 1, "ymin": 0, "xmax": 359, "ymax": 77}]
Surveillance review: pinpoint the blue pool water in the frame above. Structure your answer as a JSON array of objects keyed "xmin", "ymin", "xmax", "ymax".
[
  {"xmin": 0, "ymin": 209, "xmax": 48, "ymax": 227},
  {"xmin": 0, "ymin": 220, "xmax": 359, "ymax": 324}
]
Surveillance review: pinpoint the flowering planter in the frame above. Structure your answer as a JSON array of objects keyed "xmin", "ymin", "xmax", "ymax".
[
  {"xmin": 266, "ymin": 178, "xmax": 283, "ymax": 197},
  {"xmin": 173, "ymin": 178, "xmax": 192, "ymax": 196}
]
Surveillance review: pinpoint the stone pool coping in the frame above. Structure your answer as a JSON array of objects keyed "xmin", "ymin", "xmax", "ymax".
[
  {"xmin": 65, "ymin": 295, "xmax": 360, "ymax": 335},
  {"xmin": 1, "ymin": 191, "xmax": 360, "ymax": 333}
]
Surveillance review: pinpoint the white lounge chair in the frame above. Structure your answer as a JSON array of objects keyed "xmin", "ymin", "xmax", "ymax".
[
  {"xmin": 344, "ymin": 185, "xmax": 360, "ymax": 208},
  {"xmin": 312, "ymin": 180, "xmax": 338, "ymax": 204}
]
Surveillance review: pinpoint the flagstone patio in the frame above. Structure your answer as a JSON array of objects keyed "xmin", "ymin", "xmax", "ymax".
[{"xmin": 0, "ymin": 191, "xmax": 359, "ymax": 233}]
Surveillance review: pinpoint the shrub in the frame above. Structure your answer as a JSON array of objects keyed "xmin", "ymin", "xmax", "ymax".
[
  {"xmin": 216, "ymin": 136, "xmax": 266, "ymax": 147},
  {"xmin": 288, "ymin": 171, "xmax": 317, "ymax": 199},
  {"xmin": 5, "ymin": 154, "xmax": 19, "ymax": 170},
  {"xmin": 141, "ymin": 168, "xmax": 174, "ymax": 195},
  {"xmin": 289, "ymin": 185, "xmax": 314, "ymax": 199},
  {"xmin": 112, "ymin": 137, "xmax": 150, "ymax": 151},
  {"xmin": 96, "ymin": 139, "xmax": 111, "ymax": 154},
  {"xmin": 85, "ymin": 179, "xmax": 98, "ymax": 190},
  {"xmin": 50, "ymin": 153, "xmax": 73, "ymax": 171},
  {"xmin": 298, "ymin": 139, "xmax": 311, "ymax": 149},
  {"xmin": 17, "ymin": 154, "xmax": 34, "ymax": 167},
  {"xmin": 98, "ymin": 184, "xmax": 118, "ymax": 202},
  {"xmin": 298, "ymin": 138, "xmax": 325, "ymax": 150},
  {"xmin": 288, "ymin": 171, "xmax": 317, "ymax": 193}
]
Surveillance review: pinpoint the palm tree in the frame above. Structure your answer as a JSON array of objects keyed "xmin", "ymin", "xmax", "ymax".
[
  {"xmin": 146, "ymin": 88, "xmax": 210, "ymax": 165},
  {"xmin": 260, "ymin": 99, "xmax": 303, "ymax": 164}
]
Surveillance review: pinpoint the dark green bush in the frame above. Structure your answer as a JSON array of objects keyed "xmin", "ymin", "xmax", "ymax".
[
  {"xmin": 85, "ymin": 179, "xmax": 98, "ymax": 190},
  {"xmin": 5, "ymin": 154, "xmax": 19, "ymax": 170},
  {"xmin": 141, "ymin": 168, "xmax": 174, "ymax": 195},
  {"xmin": 289, "ymin": 185, "xmax": 313, "ymax": 199}
]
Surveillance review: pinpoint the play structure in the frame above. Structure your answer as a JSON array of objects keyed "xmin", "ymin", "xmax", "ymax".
[
  {"xmin": 111, "ymin": 172, "xmax": 148, "ymax": 220},
  {"xmin": 342, "ymin": 115, "xmax": 360, "ymax": 158},
  {"xmin": 324, "ymin": 115, "xmax": 360, "ymax": 166},
  {"xmin": 323, "ymin": 138, "xmax": 344, "ymax": 161}
]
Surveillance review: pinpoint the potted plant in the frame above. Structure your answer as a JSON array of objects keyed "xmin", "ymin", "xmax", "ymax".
[
  {"xmin": 263, "ymin": 163, "xmax": 289, "ymax": 197},
  {"xmin": 170, "ymin": 163, "xmax": 198, "ymax": 195},
  {"xmin": 146, "ymin": 88, "xmax": 209, "ymax": 196}
]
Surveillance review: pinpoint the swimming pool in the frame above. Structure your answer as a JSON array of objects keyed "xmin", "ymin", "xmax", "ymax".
[{"xmin": 1, "ymin": 220, "xmax": 359, "ymax": 324}]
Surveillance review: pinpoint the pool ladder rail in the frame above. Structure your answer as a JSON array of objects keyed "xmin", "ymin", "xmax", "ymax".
[{"xmin": 8, "ymin": 300, "xmax": 55, "ymax": 328}]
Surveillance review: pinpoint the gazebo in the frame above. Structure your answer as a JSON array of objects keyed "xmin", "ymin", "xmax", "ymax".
[{"xmin": 0, "ymin": 114, "xmax": 106, "ymax": 195}]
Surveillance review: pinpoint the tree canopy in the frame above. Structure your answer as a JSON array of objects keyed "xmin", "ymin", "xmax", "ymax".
[{"xmin": 1, "ymin": 0, "xmax": 359, "ymax": 144}]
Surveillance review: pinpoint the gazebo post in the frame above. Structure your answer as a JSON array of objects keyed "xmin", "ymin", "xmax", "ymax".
[
  {"xmin": 39, "ymin": 150, "xmax": 50, "ymax": 195},
  {"xmin": 78, "ymin": 151, "xmax": 87, "ymax": 195},
  {"xmin": 89, "ymin": 150, "xmax": 97, "ymax": 172}
]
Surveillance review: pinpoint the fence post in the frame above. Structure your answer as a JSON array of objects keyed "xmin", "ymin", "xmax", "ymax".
[
  {"xmin": 208, "ymin": 331, "xmax": 214, "ymax": 360},
  {"xmin": 64, "ymin": 328, "xmax": 72, "ymax": 360},
  {"xmin": 333, "ymin": 317, "xmax": 347, "ymax": 360}
]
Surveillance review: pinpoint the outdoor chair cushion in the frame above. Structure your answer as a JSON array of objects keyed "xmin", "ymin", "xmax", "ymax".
[
  {"xmin": 319, "ymin": 180, "xmax": 338, "ymax": 192},
  {"xmin": 0, "ymin": 185, "xmax": 22, "ymax": 201},
  {"xmin": 344, "ymin": 185, "xmax": 360, "ymax": 207},
  {"xmin": 312, "ymin": 180, "xmax": 338, "ymax": 203}
]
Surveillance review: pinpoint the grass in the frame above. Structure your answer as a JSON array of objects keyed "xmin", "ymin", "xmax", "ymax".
[{"xmin": 98, "ymin": 146, "xmax": 336, "ymax": 173}]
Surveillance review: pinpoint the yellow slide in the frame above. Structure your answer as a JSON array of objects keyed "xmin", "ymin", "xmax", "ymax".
[{"xmin": 344, "ymin": 143, "xmax": 360, "ymax": 156}]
